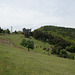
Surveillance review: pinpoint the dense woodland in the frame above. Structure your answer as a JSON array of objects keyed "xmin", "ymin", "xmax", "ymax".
[{"xmin": 33, "ymin": 25, "xmax": 75, "ymax": 59}]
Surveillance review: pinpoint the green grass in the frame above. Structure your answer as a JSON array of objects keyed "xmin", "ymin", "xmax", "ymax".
[{"xmin": 0, "ymin": 34, "xmax": 75, "ymax": 75}]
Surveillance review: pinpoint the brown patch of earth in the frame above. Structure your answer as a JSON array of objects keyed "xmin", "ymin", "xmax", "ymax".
[{"xmin": 0, "ymin": 38, "xmax": 25, "ymax": 50}]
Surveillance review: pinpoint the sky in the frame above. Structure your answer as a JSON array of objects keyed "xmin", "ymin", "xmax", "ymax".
[{"xmin": 0, "ymin": 0, "xmax": 75, "ymax": 31}]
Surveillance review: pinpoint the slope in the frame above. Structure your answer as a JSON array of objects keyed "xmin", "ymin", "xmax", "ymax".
[{"xmin": 0, "ymin": 34, "xmax": 75, "ymax": 75}]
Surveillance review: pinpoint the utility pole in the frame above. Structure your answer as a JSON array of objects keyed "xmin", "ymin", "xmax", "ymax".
[{"xmin": 11, "ymin": 26, "xmax": 12, "ymax": 33}]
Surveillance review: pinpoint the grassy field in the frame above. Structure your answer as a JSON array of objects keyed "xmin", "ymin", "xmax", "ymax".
[{"xmin": 0, "ymin": 34, "xmax": 75, "ymax": 75}]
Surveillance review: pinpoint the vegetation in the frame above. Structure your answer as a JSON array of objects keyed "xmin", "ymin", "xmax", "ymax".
[
  {"xmin": 0, "ymin": 34, "xmax": 75, "ymax": 75},
  {"xmin": 0, "ymin": 25, "xmax": 75, "ymax": 75},
  {"xmin": 0, "ymin": 27, "xmax": 4, "ymax": 33},
  {"xmin": 0, "ymin": 27, "xmax": 10, "ymax": 34},
  {"xmin": 20, "ymin": 39, "xmax": 34, "ymax": 51},
  {"xmin": 33, "ymin": 25, "xmax": 75, "ymax": 59},
  {"xmin": 66, "ymin": 44, "xmax": 75, "ymax": 53},
  {"xmin": 38, "ymin": 25, "xmax": 75, "ymax": 40}
]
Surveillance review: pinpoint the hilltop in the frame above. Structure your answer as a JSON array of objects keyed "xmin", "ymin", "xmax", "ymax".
[{"xmin": 35, "ymin": 25, "xmax": 75, "ymax": 40}]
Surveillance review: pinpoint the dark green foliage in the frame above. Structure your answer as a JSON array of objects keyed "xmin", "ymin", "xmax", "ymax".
[
  {"xmin": 38, "ymin": 26, "xmax": 75, "ymax": 40},
  {"xmin": 5, "ymin": 29, "xmax": 10, "ymax": 34},
  {"xmin": 0, "ymin": 27, "xmax": 10, "ymax": 34},
  {"xmin": 26, "ymin": 40, "xmax": 34, "ymax": 51},
  {"xmin": 12, "ymin": 31, "xmax": 22, "ymax": 34},
  {"xmin": 58, "ymin": 49, "xmax": 75, "ymax": 59},
  {"xmin": 32, "ymin": 25, "xmax": 75, "ymax": 59},
  {"xmin": 59, "ymin": 49, "xmax": 67, "ymax": 58},
  {"xmin": 33, "ymin": 25, "xmax": 75, "ymax": 59},
  {"xmin": 33, "ymin": 30, "xmax": 48, "ymax": 41},
  {"xmin": 43, "ymin": 47, "xmax": 50, "ymax": 55},
  {"xmin": 52, "ymin": 44, "xmax": 63, "ymax": 54},
  {"xmin": 20, "ymin": 39, "xmax": 27, "ymax": 47},
  {"xmin": 66, "ymin": 44, "xmax": 75, "ymax": 53},
  {"xmin": 47, "ymin": 48, "xmax": 49, "ymax": 52},
  {"xmin": 69, "ymin": 54, "xmax": 75, "ymax": 60},
  {"xmin": 14, "ymin": 30, "xmax": 18, "ymax": 34},
  {"xmin": 0, "ymin": 27, "xmax": 4, "ymax": 33},
  {"xmin": 20, "ymin": 39, "xmax": 34, "ymax": 51},
  {"xmin": 33, "ymin": 30, "xmax": 70, "ymax": 49},
  {"xmin": 43, "ymin": 47, "xmax": 46, "ymax": 50},
  {"xmin": 17, "ymin": 31, "xmax": 22, "ymax": 34}
]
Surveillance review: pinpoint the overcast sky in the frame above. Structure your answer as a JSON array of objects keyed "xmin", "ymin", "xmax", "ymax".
[{"xmin": 0, "ymin": 0, "xmax": 75, "ymax": 31}]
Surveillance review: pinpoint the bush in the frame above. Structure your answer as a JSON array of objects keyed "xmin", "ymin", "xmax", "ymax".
[
  {"xmin": 66, "ymin": 44, "xmax": 75, "ymax": 53},
  {"xmin": 14, "ymin": 30, "xmax": 18, "ymax": 34},
  {"xmin": 59, "ymin": 50, "xmax": 75, "ymax": 59},
  {"xmin": 69, "ymin": 54, "xmax": 75, "ymax": 60},
  {"xmin": 26, "ymin": 40, "xmax": 34, "ymax": 51},
  {"xmin": 20, "ymin": 39, "xmax": 27, "ymax": 47},
  {"xmin": 5, "ymin": 29, "xmax": 10, "ymax": 34},
  {"xmin": 59, "ymin": 49, "xmax": 68, "ymax": 58},
  {"xmin": 52, "ymin": 44, "xmax": 62, "ymax": 54},
  {"xmin": 0, "ymin": 27, "xmax": 4, "ymax": 33},
  {"xmin": 20, "ymin": 39, "xmax": 34, "ymax": 51}
]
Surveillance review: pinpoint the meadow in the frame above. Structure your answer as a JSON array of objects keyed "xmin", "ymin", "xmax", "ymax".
[{"xmin": 0, "ymin": 34, "xmax": 75, "ymax": 75}]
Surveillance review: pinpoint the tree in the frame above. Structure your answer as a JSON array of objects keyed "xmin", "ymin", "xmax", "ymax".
[
  {"xmin": 26, "ymin": 40, "xmax": 34, "ymax": 51},
  {"xmin": 0, "ymin": 27, "xmax": 3, "ymax": 33},
  {"xmin": 20, "ymin": 39, "xmax": 34, "ymax": 51},
  {"xmin": 5, "ymin": 29, "xmax": 10, "ymax": 34},
  {"xmin": 20, "ymin": 39, "xmax": 27, "ymax": 47},
  {"xmin": 14, "ymin": 30, "xmax": 18, "ymax": 34}
]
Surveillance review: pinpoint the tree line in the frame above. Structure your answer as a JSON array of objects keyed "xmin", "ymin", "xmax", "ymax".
[{"xmin": 0, "ymin": 27, "xmax": 10, "ymax": 34}]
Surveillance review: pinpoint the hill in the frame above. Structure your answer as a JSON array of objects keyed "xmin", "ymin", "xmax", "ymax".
[
  {"xmin": 0, "ymin": 34, "xmax": 75, "ymax": 75},
  {"xmin": 33, "ymin": 25, "xmax": 75, "ymax": 59},
  {"xmin": 35, "ymin": 25, "xmax": 75, "ymax": 40}
]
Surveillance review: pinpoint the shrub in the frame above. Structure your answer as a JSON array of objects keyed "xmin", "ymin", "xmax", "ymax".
[
  {"xmin": 26, "ymin": 40, "xmax": 34, "ymax": 51},
  {"xmin": 69, "ymin": 54, "xmax": 75, "ymax": 60},
  {"xmin": 14, "ymin": 30, "xmax": 18, "ymax": 34},
  {"xmin": 20, "ymin": 39, "xmax": 34, "ymax": 51},
  {"xmin": 59, "ymin": 49, "xmax": 68, "ymax": 58},
  {"xmin": 20, "ymin": 39, "xmax": 27, "ymax": 47},
  {"xmin": 5, "ymin": 29, "xmax": 10, "ymax": 34},
  {"xmin": 52, "ymin": 44, "xmax": 62, "ymax": 54},
  {"xmin": 66, "ymin": 44, "xmax": 75, "ymax": 53}
]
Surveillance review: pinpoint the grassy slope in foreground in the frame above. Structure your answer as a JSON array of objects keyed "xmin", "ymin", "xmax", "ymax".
[{"xmin": 0, "ymin": 34, "xmax": 75, "ymax": 75}]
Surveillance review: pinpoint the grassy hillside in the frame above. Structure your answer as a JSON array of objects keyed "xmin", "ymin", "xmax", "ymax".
[{"xmin": 0, "ymin": 34, "xmax": 75, "ymax": 75}]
